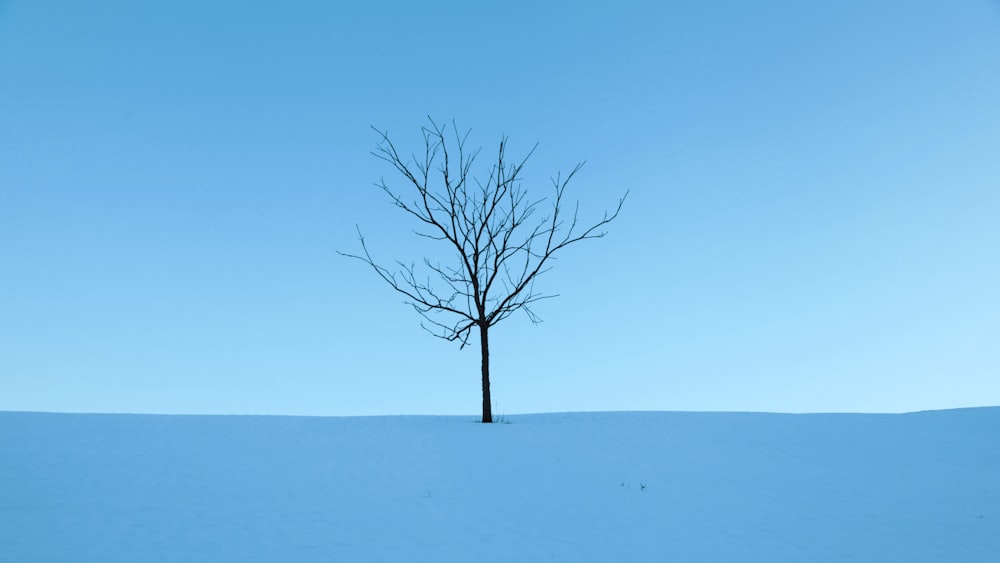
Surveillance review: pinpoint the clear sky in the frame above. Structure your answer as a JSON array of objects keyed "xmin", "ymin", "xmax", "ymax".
[{"xmin": 2, "ymin": 1, "xmax": 998, "ymax": 416}]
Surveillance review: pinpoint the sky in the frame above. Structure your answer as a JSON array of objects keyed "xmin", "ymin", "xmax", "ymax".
[{"xmin": 1, "ymin": 1, "xmax": 998, "ymax": 416}]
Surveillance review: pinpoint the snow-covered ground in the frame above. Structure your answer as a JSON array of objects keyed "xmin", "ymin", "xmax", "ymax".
[{"xmin": 1, "ymin": 408, "xmax": 997, "ymax": 562}]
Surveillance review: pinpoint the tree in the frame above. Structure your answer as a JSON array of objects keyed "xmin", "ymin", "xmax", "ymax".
[{"xmin": 341, "ymin": 119, "xmax": 626, "ymax": 423}]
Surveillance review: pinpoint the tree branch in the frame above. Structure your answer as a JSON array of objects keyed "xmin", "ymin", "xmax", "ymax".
[{"xmin": 343, "ymin": 118, "xmax": 627, "ymax": 343}]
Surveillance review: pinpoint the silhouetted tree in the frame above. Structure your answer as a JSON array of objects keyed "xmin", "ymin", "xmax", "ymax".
[{"xmin": 341, "ymin": 119, "xmax": 626, "ymax": 423}]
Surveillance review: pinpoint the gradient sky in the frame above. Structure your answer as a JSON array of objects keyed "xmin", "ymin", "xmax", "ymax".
[{"xmin": 2, "ymin": 1, "xmax": 998, "ymax": 416}]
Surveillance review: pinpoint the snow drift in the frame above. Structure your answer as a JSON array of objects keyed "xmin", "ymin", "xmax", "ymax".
[{"xmin": 2, "ymin": 408, "xmax": 997, "ymax": 562}]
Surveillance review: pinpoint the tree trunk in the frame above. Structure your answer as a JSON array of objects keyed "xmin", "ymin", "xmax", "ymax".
[{"xmin": 480, "ymin": 324, "xmax": 492, "ymax": 423}]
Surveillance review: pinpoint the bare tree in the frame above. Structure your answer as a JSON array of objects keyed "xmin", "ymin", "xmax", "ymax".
[{"xmin": 341, "ymin": 118, "xmax": 626, "ymax": 423}]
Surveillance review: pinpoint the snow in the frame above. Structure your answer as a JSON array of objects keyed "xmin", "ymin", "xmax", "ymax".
[{"xmin": 1, "ymin": 408, "xmax": 998, "ymax": 562}]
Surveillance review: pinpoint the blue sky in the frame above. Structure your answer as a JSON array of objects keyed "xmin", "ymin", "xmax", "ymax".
[{"xmin": 2, "ymin": 1, "xmax": 998, "ymax": 416}]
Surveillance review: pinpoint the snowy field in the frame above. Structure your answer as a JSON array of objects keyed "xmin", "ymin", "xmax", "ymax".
[{"xmin": 1, "ymin": 408, "xmax": 997, "ymax": 562}]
